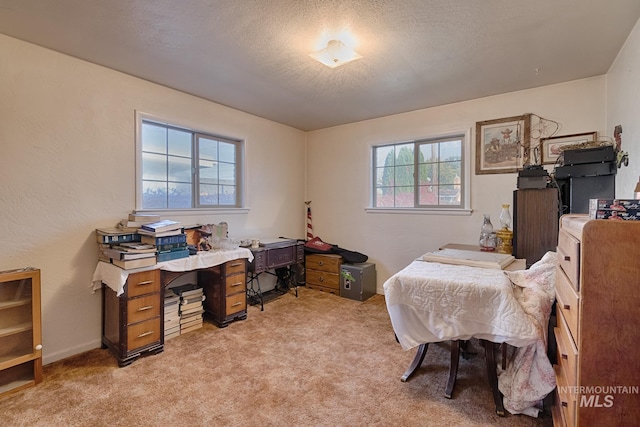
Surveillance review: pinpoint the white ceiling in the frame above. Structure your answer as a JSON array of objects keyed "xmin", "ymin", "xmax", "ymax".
[{"xmin": 1, "ymin": 1, "xmax": 639, "ymax": 131}]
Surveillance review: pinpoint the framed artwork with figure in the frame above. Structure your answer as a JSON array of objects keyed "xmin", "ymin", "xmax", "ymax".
[{"xmin": 475, "ymin": 114, "xmax": 531, "ymax": 175}]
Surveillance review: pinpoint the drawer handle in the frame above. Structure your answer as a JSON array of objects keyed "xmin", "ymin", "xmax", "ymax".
[
  {"xmin": 137, "ymin": 305, "xmax": 154, "ymax": 312},
  {"xmin": 137, "ymin": 331, "xmax": 154, "ymax": 338},
  {"xmin": 319, "ymin": 276, "xmax": 324, "ymax": 282},
  {"xmin": 561, "ymin": 353, "xmax": 568, "ymax": 360},
  {"xmin": 137, "ymin": 280, "xmax": 154, "ymax": 286},
  {"xmin": 230, "ymin": 262, "xmax": 243, "ymax": 267},
  {"xmin": 231, "ymin": 302, "xmax": 242, "ymax": 307},
  {"xmin": 318, "ymin": 261, "xmax": 324, "ymax": 266},
  {"xmin": 563, "ymin": 255, "xmax": 570, "ymax": 261},
  {"xmin": 561, "ymin": 401, "xmax": 568, "ymax": 408},
  {"xmin": 230, "ymin": 282, "xmax": 243, "ymax": 287},
  {"xmin": 563, "ymin": 304, "xmax": 571, "ymax": 310}
]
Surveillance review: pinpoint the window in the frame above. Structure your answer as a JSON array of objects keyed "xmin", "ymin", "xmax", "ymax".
[
  {"xmin": 138, "ymin": 118, "xmax": 243, "ymax": 209},
  {"xmin": 372, "ymin": 135, "xmax": 464, "ymax": 209}
]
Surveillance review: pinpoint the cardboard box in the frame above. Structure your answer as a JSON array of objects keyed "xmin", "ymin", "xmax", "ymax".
[{"xmin": 588, "ymin": 199, "xmax": 640, "ymax": 220}]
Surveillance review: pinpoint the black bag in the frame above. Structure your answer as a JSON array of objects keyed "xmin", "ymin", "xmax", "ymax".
[{"xmin": 304, "ymin": 236, "xmax": 368, "ymax": 263}]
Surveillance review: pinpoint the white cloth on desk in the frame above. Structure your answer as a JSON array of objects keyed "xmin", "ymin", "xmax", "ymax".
[{"xmin": 91, "ymin": 248, "xmax": 254, "ymax": 296}]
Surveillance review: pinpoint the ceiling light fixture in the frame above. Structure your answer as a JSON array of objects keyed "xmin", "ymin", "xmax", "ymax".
[{"xmin": 309, "ymin": 39, "xmax": 362, "ymax": 68}]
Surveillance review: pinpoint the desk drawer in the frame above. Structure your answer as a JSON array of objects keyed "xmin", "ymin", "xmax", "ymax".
[
  {"xmin": 225, "ymin": 274, "xmax": 246, "ymax": 294},
  {"xmin": 225, "ymin": 259, "xmax": 246, "ymax": 276},
  {"xmin": 126, "ymin": 318, "xmax": 161, "ymax": 351},
  {"xmin": 306, "ymin": 269, "xmax": 340, "ymax": 290},
  {"xmin": 555, "ymin": 267, "xmax": 579, "ymax": 345},
  {"xmin": 557, "ymin": 230, "xmax": 580, "ymax": 290},
  {"xmin": 127, "ymin": 294, "xmax": 161, "ymax": 325},
  {"xmin": 306, "ymin": 254, "xmax": 342, "ymax": 273},
  {"xmin": 225, "ymin": 292, "xmax": 246, "ymax": 315},
  {"xmin": 127, "ymin": 270, "xmax": 160, "ymax": 298}
]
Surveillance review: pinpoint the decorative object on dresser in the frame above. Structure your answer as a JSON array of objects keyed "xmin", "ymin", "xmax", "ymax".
[
  {"xmin": 513, "ymin": 187, "xmax": 559, "ymax": 267},
  {"xmin": 0, "ymin": 267, "xmax": 42, "ymax": 398},
  {"xmin": 101, "ymin": 269, "xmax": 163, "ymax": 367},
  {"xmin": 305, "ymin": 253, "xmax": 343, "ymax": 296},
  {"xmin": 552, "ymin": 215, "xmax": 640, "ymax": 426},
  {"xmin": 199, "ymin": 260, "xmax": 247, "ymax": 328}
]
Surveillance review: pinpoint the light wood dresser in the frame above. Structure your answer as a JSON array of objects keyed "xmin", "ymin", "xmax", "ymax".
[
  {"xmin": 305, "ymin": 254, "xmax": 342, "ymax": 296},
  {"xmin": 552, "ymin": 214, "xmax": 640, "ymax": 426}
]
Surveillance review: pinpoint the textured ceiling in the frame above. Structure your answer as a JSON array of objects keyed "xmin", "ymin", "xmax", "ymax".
[{"xmin": 1, "ymin": 1, "xmax": 639, "ymax": 131}]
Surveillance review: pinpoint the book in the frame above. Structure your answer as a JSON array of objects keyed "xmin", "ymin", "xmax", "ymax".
[
  {"xmin": 138, "ymin": 228, "xmax": 185, "ymax": 238},
  {"xmin": 180, "ymin": 306, "xmax": 204, "ymax": 316},
  {"xmin": 141, "ymin": 234, "xmax": 187, "ymax": 246},
  {"xmin": 180, "ymin": 322, "xmax": 203, "ymax": 334},
  {"xmin": 140, "ymin": 219, "xmax": 182, "ymax": 233},
  {"xmin": 95, "ymin": 228, "xmax": 140, "ymax": 244},
  {"xmin": 101, "ymin": 248, "xmax": 156, "ymax": 261},
  {"xmin": 129, "ymin": 213, "xmax": 161, "ymax": 222},
  {"xmin": 422, "ymin": 248, "xmax": 515, "ymax": 270},
  {"xmin": 115, "ymin": 242, "xmax": 157, "ymax": 253},
  {"xmin": 112, "ymin": 256, "xmax": 156, "ymax": 270},
  {"xmin": 169, "ymin": 283, "xmax": 202, "ymax": 296},
  {"xmin": 156, "ymin": 248, "xmax": 190, "ymax": 262}
]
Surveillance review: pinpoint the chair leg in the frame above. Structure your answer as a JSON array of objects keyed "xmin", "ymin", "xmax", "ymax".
[
  {"xmin": 445, "ymin": 340, "xmax": 461, "ymax": 398},
  {"xmin": 481, "ymin": 340, "xmax": 505, "ymax": 416}
]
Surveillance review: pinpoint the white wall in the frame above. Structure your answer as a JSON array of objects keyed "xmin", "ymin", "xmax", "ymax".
[
  {"xmin": 607, "ymin": 17, "xmax": 640, "ymax": 197},
  {"xmin": 0, "ymin": 35, "xmax": 306, "ymax": 364},
  {"xmin": 306, "ymin": 78, "xmax": 607, "ymax": 291}
]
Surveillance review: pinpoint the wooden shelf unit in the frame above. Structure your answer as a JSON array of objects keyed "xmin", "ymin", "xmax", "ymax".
[{"xmin": 0, "ymin": 268, "xmax": 42, "ymax": 398}]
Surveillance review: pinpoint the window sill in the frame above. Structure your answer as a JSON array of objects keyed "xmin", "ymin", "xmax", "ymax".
[
  {"xmin": 365, "ymin": 207, "xmax": 472, "ymax": 216},
  {"xmin": 134, "ymin": 208, "xmax": 250, "ymax": 217}
]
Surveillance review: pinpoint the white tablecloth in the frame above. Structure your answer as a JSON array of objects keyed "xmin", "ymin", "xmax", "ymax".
[{"xmin": 91, "ymin": 248, "xmax": 254, "ymax": 296}]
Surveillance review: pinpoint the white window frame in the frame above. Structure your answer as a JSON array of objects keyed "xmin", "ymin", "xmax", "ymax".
[
  {"xmin": 134, "ymin": 111, "xmax": 247, "ymax": 215},
  {"xmin": 367, "ymin": 129, "xmax": 472, "ymax": 215}
]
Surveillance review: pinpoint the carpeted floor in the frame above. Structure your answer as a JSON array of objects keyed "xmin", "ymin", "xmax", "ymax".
[{"xmin": 0, "ymin": 287, "xmax": 553, "ymax": 426}]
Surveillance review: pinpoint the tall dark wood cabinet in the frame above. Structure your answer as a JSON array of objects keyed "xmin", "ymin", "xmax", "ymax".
[{"xmin": 513, "ymin": 188, "xmax": 559, "ymax": 267}]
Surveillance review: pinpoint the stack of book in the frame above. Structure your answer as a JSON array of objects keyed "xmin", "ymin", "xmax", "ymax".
[
  {"xmin": 170, "ymin": 283, "xmax": 205, "ymax": 335},
  {"xmin": 163, "ymin": 289, "xmax": 181, "ymax": 340},
  {"xmin": 117, "ymin": 213, "xmax": 161, "ymax": 232},
  {"xmin": 138, "ymin": 220, "xmax": 190, "ymax": 262},
  {"xmin": 96, "ymin": 228, "xmax": 156, "ymax": 270},
  {"xmin": 99, "ymin": 241, "xmax": 157, "ymax": 270}
]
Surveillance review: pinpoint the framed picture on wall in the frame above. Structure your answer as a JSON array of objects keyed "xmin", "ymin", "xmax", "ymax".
[
  {"xmin": 475, "ymin": 114, "xmax": 531, "ymax": 175},
  {"xmin": 539, "ymin": 131, "xmax": 597, "ymax": 165}
]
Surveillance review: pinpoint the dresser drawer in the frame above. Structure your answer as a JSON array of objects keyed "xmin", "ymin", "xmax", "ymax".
[
  {"xmin": 306, "ymin": 269, "xmax": 340, "ymax": 289},
  {"xmin": 225, "ymin": 292, "xmax": 246, "ymax": 315},
  {"xmin": 225, "ymin": 273, "xmax": 246, "ymax": 294},
  {"xmin": 127, "ymin": 294, "xmax": 161, "ymax": 325},
  {"xmin": 126, "ymin": 317, "xmax": 161, "ymax": 351},
  {"xmin": 127, "ymin": 270, "xmax": 160, "ymax": 298},
  {"xmin": 557, "ymin": 230, "xmax": 580, "ymax": 290},
  {"xmin": 306, "ymin": 254, "xmax": 342, "ymax": 273},
  {"xmin": 554, "ymin": 365, "xmax": 576, "ymax": 427},
  {"xmin": 555, "ymin": 267, "xmax": 579, "ymax": 345},
  {"xmin": 555, "ymin": 310, "xmax": 578, "ymax": 387}
]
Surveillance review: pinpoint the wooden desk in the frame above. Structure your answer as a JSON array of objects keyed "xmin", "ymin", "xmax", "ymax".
[
  {"xmin": 246, "ymin": 240, "xmax": 304, "ymax": 310},
  {"xmin": 93, "ymin": 249, "xmax": 253, "ymax": 366}
]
